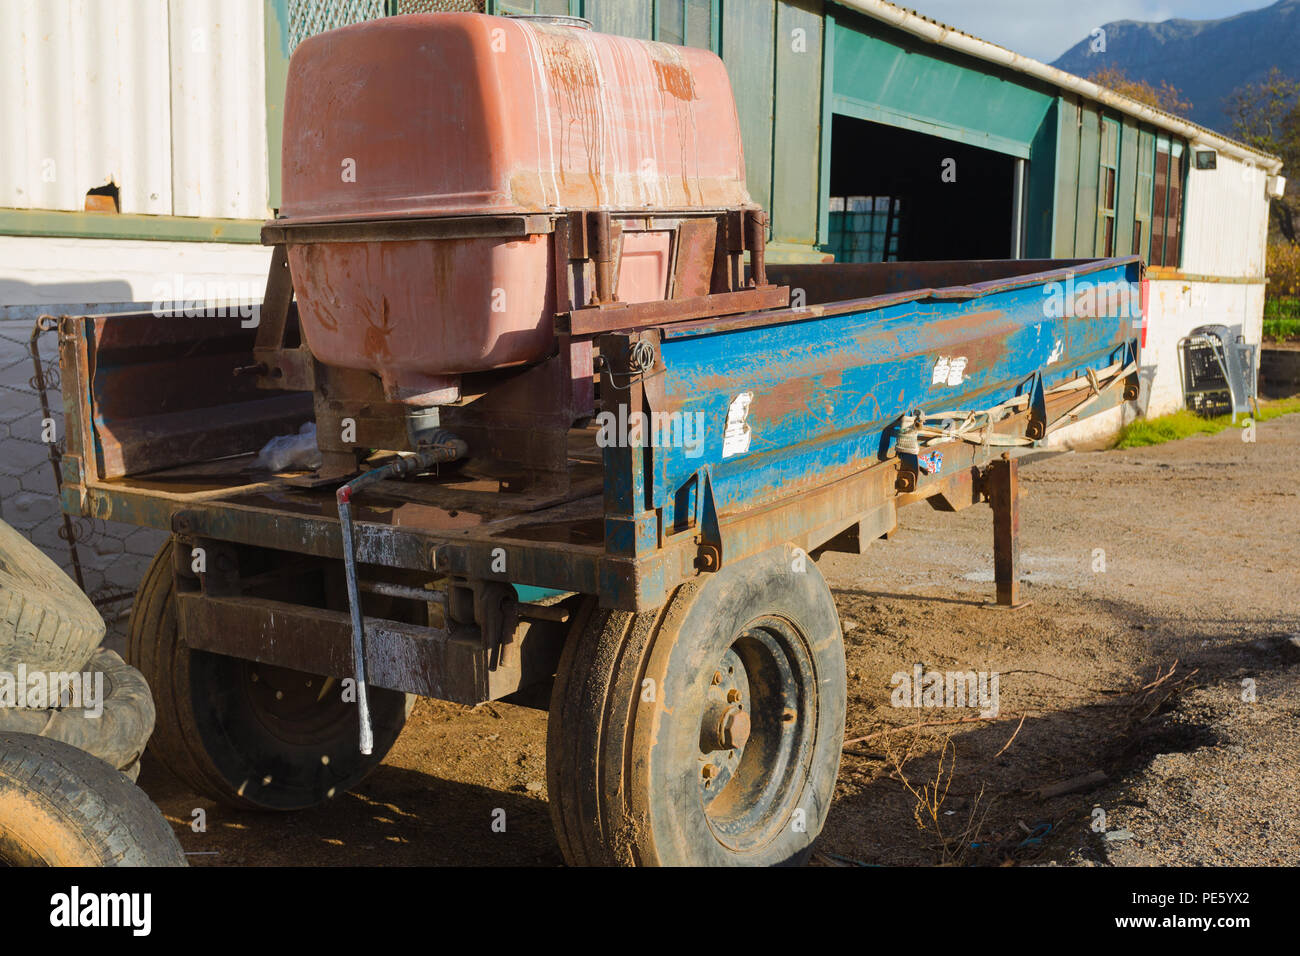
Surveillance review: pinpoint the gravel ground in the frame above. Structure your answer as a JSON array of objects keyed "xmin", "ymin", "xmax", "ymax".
[{"xmin": 139, "ymin": 409, "xmax": 1300, "ymax": 866}]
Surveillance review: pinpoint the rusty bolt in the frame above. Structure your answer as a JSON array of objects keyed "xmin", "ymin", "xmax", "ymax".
[
  {"xmin": 719, "ymin": 705, "xmax": 751, "ymax": 750},
  {"xmin": 696, "ymin": 545, "xmax": 720, "ymax": 572},
  {"xmin": 701, "ymin": 763, "xmax": 717, "ymax": 781},
  {"xmin": 726, "ymin": 688, "xmax": 741, "ymax": 703},
  {"xmin": 711, "ymin": 671, "xmax": 722, "ymax": 686}
]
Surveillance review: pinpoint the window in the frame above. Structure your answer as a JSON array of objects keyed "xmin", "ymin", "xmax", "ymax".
[
  {"xmin": 1149, "ymin": 136, "xmax": 1185, "ymax": 267},
  {"xmin": 828, "ymin": 196, "xmax": 902, "ymax": 263},
  {"xmin": 1096, "ymin": 117, "xmax": 1120, "ymax": 256}
]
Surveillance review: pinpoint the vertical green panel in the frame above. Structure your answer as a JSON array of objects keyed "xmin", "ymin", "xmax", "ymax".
[
  {"xmin": 1134, "ymin": 128, "xmax": 1155, "ymax": 260},
  {"xmin": 1095, "ymin": 116, "xmax": 1119, "ymax": 255},
  {"xmin": 587, "ymin": 0, "xmax": 653, "ymax": 39},
  {"xmin": 1051, "ymin": 97, "xmax": 1078, "ymax": 257},
  {"xmin": 771, "ymin": 0, "xmax": 823, "ymax": 246},
  {"xmin": 1074, "ymin": 102, "xmax": 1100, "ymax": 256},
  {"xmin": 1025, "ymin": 103, "xmax": 1057, "ymax": 258},
  {"xmin": 818, "ymin": 8, "xmax": 835, "ymax": 246},
  {"xmin": 722, "ymin": 0, "xmax": 775, "ymax": 219},
  {"xmin": 264, "ymin": 0, "xmax": 291, "ymax": 212},
  {"xmin": 1114, "ymin": 117, "xmax": 1138, "ymax": 258},
  {"xmin": 685, "ymin": 0, "xmax": 712, "ymax": 48},
  {"xmin": 659, "ymin": 0, "xmax": 685, "ymax": 43}
]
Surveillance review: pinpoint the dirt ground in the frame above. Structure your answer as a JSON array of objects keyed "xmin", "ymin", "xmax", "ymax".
[{"xmin": 138, "ymin": 410, "xmax": 1300, "ymax": 866}]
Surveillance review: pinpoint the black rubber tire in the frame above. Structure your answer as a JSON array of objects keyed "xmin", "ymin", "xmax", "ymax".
[
  {"xmin": 547, "ymin": 544, "xmax": 846, "ymax": 866},
  {"xmin": 0, "ymin": 518, "xmax": 104, "ymax": 673},
  {"xmin": 126, "ymin": 540, "xmax": 411, "ymax": 811},
  {"xmin": 0, "ymin": 731, "xmax": 186, "ymax": 866},
  {"xmin": 0, "ymin": 648, "xmax": 155, "ymax": 774}
]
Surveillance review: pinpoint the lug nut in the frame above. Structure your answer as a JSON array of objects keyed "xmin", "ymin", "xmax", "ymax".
[
  {"xmin": 702, "ymin": 763, "xmax": 717, "ymax": 780},
  {"xmin": 726, "ymin": 688, "xmax": 741, "ymax": 703},
  {"xmin": 719, "ymin": 705, "xmax": 751, "ymax": 750}
]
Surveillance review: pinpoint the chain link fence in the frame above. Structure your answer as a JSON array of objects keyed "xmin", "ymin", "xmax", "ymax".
[
  {"xmin": 0, "ymin": 318, "xmax": 166, "ymax": 646},
  {"xmin": 286, "ymin": 0, "xmax": 487, "ymax": 52}
]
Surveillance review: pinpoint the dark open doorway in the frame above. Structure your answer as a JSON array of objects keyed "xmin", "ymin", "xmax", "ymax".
[{"xmin": 827, "ymin": 114, "xmax": 1018, "ymax": 262}]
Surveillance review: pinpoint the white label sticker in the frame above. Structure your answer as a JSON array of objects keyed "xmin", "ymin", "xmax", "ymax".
[
  {"xmin": 932, "ymin": 356, "xmax": 967, "ymax": 387},
  {"xmin": 722, "ymin": 391, "xmax": 753, "ymax": 458},
  {"xmin": 945, "ymin": 356, "xmax": 967, "ymax": 386}
]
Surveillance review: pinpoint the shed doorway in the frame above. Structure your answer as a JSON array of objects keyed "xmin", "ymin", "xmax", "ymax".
[{"xmin": 827, "ymin": 115, "xmax": 1020, "ymax": 262}]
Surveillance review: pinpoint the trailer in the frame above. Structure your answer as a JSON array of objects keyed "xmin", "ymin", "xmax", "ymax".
[{"xmin": 52, "ymin": 12, "xmax": 1140, "ymax": 866}]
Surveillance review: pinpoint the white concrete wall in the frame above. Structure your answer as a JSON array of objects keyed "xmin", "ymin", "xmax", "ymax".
[
  {"xmin": 1143, "ymin": 278, "xmax": 1265, "ymax": 417},
  {"xmin": 0, "ymin": 236, "xmax": 273, "ymax": 319}
]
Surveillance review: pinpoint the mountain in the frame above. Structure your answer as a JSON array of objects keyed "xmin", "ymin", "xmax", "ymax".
[{"xmin": 1050, "ymin": 0, "xmax": 1300, "ymax": 134}]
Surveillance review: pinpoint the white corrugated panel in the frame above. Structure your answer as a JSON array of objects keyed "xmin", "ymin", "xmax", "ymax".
[
  {"xmin": 1181, "ymin": 153, "xmax": 1271, "ymax": 278},
  {"xmin": 0, "ymin": 0, "xmax": 267, "ymax": 220},
  {"xmin": 169, "ymin": 0, "xmax": 269, "ymax": 219},
  {"xmin": 0, "ymin": 0, "xmax": 171, "ymax": 214}
]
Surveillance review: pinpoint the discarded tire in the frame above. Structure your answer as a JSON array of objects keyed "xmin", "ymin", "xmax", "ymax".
[
  {"xmin": 0, "ymin": 518, "xmax": 104, "ymax": 673},
  {"xmin": 547, "ymin": 544, "xmax": 846, "ymax": 866},
  {"xmin": 0, "ymin": 731, "xmax": 186, "ymax": 866},
  {"xmin": 0, "ymin": 648, "xmax": 156, "ymax": 776},
  {"xmin": 127, "ymin": 540, "xmax": 411, "ymax": 811}
]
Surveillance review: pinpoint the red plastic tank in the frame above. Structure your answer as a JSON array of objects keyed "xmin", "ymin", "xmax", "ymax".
[{"xmin": 277, "ymin": 13, "xmax": 751, "ymax": 405}]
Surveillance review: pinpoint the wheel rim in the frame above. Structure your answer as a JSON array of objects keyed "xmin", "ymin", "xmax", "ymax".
[
  {"xmin": 696, "ymin": 615, "xmax": 817, "ymax": 853},
  {"xmin": 239, "ymin": 660, "xmax": 352, "ymax": 746}
]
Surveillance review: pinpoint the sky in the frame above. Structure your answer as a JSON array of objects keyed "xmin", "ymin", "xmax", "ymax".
[{"xmin": 906, "ymin": 0, "xmax": 1278, "ymax": 63}]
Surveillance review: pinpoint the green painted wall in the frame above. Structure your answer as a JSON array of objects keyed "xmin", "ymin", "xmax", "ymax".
[
  {"xmin": 770, "ymin": 0, "xmax": 824, "ymax": 248},
  {"xmin": 722, "ymin": 0, "xmax": 776, "ymax": 219},
  {"xmin": 1051, "ymin": 93, "xmax": 1184, "ymax": 259},
  {"xmin": 1052, "ymin": 97, "xmax": 1079, "ymax": 255},
  {"xmin": 828, "ymin": 15, "xmax": 1055, "ymax": 159},
  {"xmin": 1074, "ymin": 100, "xmax": 1101, "ymax": 256}
]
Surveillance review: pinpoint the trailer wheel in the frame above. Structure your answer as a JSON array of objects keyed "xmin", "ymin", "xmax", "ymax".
[
  {"xmin": 0, "ymin": 731, "xmax": 186, "ymax": 866},
  {"xmin": 127, "ymin": 541, "xmax": 411, "ymax": 811},
  {"xmin": 547, "ymin": 544, "xmax": 845, "ymax": 866}
]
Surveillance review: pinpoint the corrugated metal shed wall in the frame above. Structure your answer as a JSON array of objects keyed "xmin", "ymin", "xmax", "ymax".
[
  {"xmin": 1182, "ymin": 154, "xmax": 1270, "ymax": 278},
  {"xmin": 0, "ymin": 0, "xmax": 268, "ymax": 220},
  {"xmin": 169, "ymin": 0, "xmax": 269, "ymax": 219}
]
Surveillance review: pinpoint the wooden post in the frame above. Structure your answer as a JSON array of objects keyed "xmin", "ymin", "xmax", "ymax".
[{"xmin": 986, "ymin": 455, "xmax": 1028, "ymax": 609}]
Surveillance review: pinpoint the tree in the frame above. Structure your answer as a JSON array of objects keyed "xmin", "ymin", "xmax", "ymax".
[
  {"xmin": 1086, "ymin": 65, "xmax": 1193, "ymax": 117},
  {"xmin": 1227, "ymin": 68, "xmax": 1300, "ymax": 242}
]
